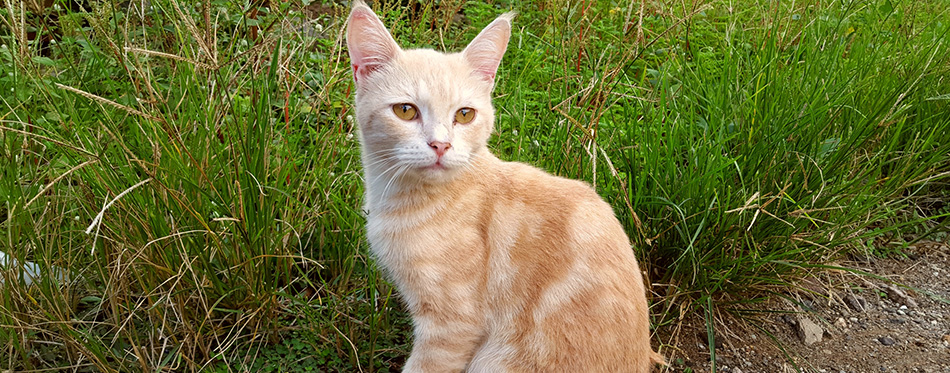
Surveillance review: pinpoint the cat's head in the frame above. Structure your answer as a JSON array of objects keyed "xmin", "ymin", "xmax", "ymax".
[{"xmin": 346, "ymin": 1, "xmax": 512, "ymax": 183}]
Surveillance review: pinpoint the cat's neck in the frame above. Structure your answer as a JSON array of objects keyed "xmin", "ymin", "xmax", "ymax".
[{"xmin": 362, "ymin": 148, "xmax": 497, "ymax": 215}]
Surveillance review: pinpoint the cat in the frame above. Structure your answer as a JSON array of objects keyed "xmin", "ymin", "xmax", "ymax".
[{"xmin": 346, "ymin": 1, "xmax": 664, "ymax": 371}]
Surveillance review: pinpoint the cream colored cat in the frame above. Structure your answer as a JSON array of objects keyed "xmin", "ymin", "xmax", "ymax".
[{"xmin": 346, "ymin": 2, "xmax": 663, "ymax": 372}]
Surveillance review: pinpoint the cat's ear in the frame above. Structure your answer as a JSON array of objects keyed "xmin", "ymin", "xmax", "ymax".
[
  {"xmin": 462, "ymin": 12, "xmax": 515, "ymax": 83},
  {"xmin": 346, "ymin": 1, "xmax": 400, "ymax": 83}
]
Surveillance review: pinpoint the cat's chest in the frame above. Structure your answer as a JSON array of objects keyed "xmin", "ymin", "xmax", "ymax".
[
  {"xmin": 367, "ymin": 207, "xmax": 459, "ymax": 254},
  {"xmin": 365, "ymin": 202, "xmax": 483, "ymax": 271}
]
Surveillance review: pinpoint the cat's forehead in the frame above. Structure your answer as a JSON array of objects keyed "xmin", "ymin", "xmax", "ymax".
[
  {"xmin": 399, "ymin": 49, "xmax": 467, "ymax": 74},
  {"xmin": 388, "ymin": 49, "xmax": 489, "ymax": 100}
]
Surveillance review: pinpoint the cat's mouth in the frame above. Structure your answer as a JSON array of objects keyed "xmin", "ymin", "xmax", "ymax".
[{"xmin": 425, "ymin": 161, "xmax": 447, "ymax": 170}]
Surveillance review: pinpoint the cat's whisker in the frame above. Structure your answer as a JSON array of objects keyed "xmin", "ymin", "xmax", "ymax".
[
  {"xmin": 364, "ymin": 149, "xmax": 400, "ymax": 158},
  {"xmin": 362, "ymin": 150, "xmax": 406, "ymax": 171},
  {"xmin": 381, "ymin": 164, "xmax": 409, "ymax": 199},
  {"xmin": 364, "ymin": 154, "xmax": 401, "ymax": 169},
  {"xmin": 372, "ymin": 161, "xmax": 405, "ymax": 184},
  {"xmin": 363, "ymin": 149, "xmax": 400, "ymax": 160}
]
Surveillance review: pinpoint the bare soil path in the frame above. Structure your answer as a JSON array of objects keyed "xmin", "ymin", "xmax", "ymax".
[{"xmin": 661, "ymin": 240, "xmax": 950, "ymax": 373}]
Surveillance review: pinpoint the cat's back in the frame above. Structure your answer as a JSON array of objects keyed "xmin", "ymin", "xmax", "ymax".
[
  {"xmin": 484, "ymin": 159, "xmax": 629, "ymax": 250},
  {"xmin": 471, "ymin": 158, "xmax": 657, "ymax": 372},
  {"xmin": 487, "ymin": 159, "xmax": 607, "ymax": 212}
]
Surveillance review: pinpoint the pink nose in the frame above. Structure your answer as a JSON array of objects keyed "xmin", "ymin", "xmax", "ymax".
[{"xmin": 429, "ymin": 141, "xmax": 452, "ymax": 157}]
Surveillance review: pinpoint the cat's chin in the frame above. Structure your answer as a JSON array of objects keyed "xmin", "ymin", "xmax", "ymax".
[{"xmin": 414, "ymin": 164, "xmax": 462, "ymax": 182}]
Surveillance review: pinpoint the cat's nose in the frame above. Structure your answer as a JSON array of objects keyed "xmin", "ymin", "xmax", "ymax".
[{"xmin": 428, "ymin": 141, "xmax": 452, "ymax": 157}]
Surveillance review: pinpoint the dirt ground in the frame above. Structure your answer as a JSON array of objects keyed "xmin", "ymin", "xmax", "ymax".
[{"xmin": 658, "ymin": 240, "xmax": 950, "ymax": 373}]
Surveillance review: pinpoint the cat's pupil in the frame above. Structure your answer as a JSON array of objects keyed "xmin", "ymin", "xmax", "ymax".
[
  {"xmin": 455, "ymin": 107, "xmax": 476, "ymax": 124},
  {"xmin": 392, "ymin": 103, "xmax": 418, "ymax": 120}
]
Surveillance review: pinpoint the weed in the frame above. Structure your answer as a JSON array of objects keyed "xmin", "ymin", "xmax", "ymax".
[{"xmin": 0, "ymin": 0, "xmax": 948, "ymax": 370}]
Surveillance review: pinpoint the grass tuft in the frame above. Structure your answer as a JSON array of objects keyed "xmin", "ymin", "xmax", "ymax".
[{"xmin": 1, "ymin": 0, "xmax": 948, "ymax": 370}]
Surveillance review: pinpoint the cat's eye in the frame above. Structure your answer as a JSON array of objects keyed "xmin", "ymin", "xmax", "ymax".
[
  {"xmin": 455, "ymin": 107, "xmax": 476, "ymax": 124},
  {"xmin": 392, "ymin": 103, "xmax": 418, "ymax": 121}
]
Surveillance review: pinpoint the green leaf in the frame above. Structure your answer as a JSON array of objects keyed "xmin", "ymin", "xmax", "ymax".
[
  {"xmin": 80, "ymin": 296, "xmax": 102, "ymax": 304},
  {"xmin": 32, "ymin": 56, "xmax": 57, "ymax": 66},
  {"xmin": 45, "ymin": 111, "xmax": 62, "ymax": 122},
  {"xmin": 878, "ymin": 0, "xmax": 894, "ymax": 15}
]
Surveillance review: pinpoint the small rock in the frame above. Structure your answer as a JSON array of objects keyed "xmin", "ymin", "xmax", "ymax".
[
  {"xmin": 844, "ymin": 293, "xmax": 869, "ymax": 312},
  {"xmin": 782, "ymin": 314, "xmax": 797, "ymax": 326},
  {"xmin": 834, "ymin": 317, "xmax": 848, "ymax": 329},
  {"xmin": 883, "ymin": 284, "xmax": 918, "ymax": 308},
  {"xmin": 733, "ymin": 368, "xmax": 743, "ymax": 373},
  {"xmin": 879, "ymin": 336, "xmax": 897, "ymax": 346},
  {"xmin": 942, "ymin": 334, "xmax": 950, "ymax": 346},
  {"xmin": 796, "ymin": 316, "xmax": 824, "ymax": 345},
  {"xmin": 801, "ymin": 299, "xmax": 816, "ymax": 312},
  {"xmin": 0, "ymin": 250, "xmax": 73, "ymax": 286}
]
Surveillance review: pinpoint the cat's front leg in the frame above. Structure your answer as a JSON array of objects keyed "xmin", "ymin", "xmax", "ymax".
[{"xmin": 403, "ymin": 312, "xmax": 484, "ymax": 373}]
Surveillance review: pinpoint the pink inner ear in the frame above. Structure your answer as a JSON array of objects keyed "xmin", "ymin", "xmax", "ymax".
[
  {"xmin": 346, "ymin": 4, "xmax": 401, "ymax": 84},
  {"xmin": 462, "ymin": 16, "xmax": 512, "ymax": 83}
]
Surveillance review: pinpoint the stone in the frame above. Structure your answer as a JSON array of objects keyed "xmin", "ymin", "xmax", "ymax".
[
  {"xmin": 782, "ymin": 314, "xmax": 797, "ymax": 326},
  {"xmin": 878, "ymin": 336, "xmax": 897, "ymax": 346},
  {"xmin": 796, "ymin": 316, "xmax": 824, "ymax": 345},
  {"xmin": 844, "ymin": 293, "xmax": 869, "ymax": 312},
  {"xmin": 883, "ymin": 284, "xmax": 918, "ymax": 308},
  {"xmin": 0, "ymin": 250, "xmax": 72, "ymax": 286},
  {"xmin": 834, "ymin": 317, "xmax": 848, "ymax": 329}
]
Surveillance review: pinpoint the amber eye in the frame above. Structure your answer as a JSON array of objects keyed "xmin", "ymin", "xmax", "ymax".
[
  {"xmin": 455, "ymin": 107, "xmax": 476, "ymax": 124},
  {"xmin": 392, "ymin": 103, "xmax": 418, "ymax": 120}
]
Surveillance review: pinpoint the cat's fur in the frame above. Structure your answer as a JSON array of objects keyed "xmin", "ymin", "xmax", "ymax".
[{"xmin": 346, "ymin": 2, "xmax": 663, "ymax": 371}]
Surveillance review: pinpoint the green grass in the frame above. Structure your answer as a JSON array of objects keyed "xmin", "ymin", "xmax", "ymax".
[{"xmin": 1, "ymin": 0, "xmax": 948, "ymax": 371}]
